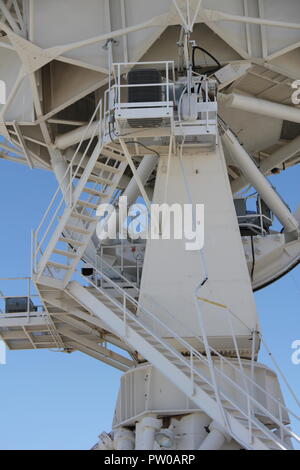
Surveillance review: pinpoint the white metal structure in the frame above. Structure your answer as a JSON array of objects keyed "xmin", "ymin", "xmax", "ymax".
[{"xmin": 0, "ymin": 0, "xmax": 300, "ymax": 450}]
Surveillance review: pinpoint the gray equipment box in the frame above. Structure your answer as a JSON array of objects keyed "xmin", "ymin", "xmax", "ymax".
[{"xmin": 5, "ymin": 297, "xmax": 37, "ymax": 313}]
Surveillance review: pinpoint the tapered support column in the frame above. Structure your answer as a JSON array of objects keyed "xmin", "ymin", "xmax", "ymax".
[{"xmin": 221, "ymin": 127, "xmax": 299, "ymax": 237}]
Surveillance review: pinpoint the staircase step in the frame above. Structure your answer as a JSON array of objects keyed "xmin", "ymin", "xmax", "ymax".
[
  {"xmin": 196, "ymin": 382, "xmax": 213, "ymax": 393},
  {"xmin": 93, "ymin": 162, "xmax": 120, "ymax": 174},
  {"xmin": 65, "ymin": 224, "xmax": 91, "ymax": 235},
  {"xmin": 101, "ymin": 148, "xmax": 126, "ymax": 162},
  {"xmin": 72, "ymin": 212, "xmax": 96, "ymax": 223},
  {"xmin": 235, "ymin": 415, "xmax": 249, "ymax": 422},
  {"xmin": 53, "ymin": 249, "xmax": 77, "ymax": 258},
  {"xmin": 253, "ymin": 430, "xmax": 281, "ymax": 445},
  {"xmin": 58, "ymin": 268, "xmax": 291, "ymax": 451},
  {"xmin": 97, "ymin": 300, "xmax": 123, "ymax": 314},
  {"xmin": 254, "ymin": 431, "xmax": 272, "ymax": 440},
  {"xmin": 88, "ymin": 174, "xmax": 114, "ymax": 186},
  {"xmin": 222, "ymin": 402, "xmax": 237, "ymax": 412},
  {"xmin": 76, "ymin": 200, "xmax": 99, "ymax": 211},
  {"xmin": 59, "ymin": 237, "xmax": 84, "ymax": 247},
  {"xmin": 47, "ymin": 261, "xmax": 72, "ymax": 271},
  {"xmin": 82, "ymin": 187, "xmax": 107, "ymax": 197},
  {"xmin": 87, "ymin": 174, "xmax": 113, "ymax": 186}
]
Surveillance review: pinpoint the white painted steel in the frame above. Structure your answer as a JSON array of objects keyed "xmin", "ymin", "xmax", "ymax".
[
  {"xmin": 1, "ymin": 0, "xmax": 300, "ymax": 451},
  {"xmin": 221, "ymin": 93, "xmax": 300, "ymax": 124},
  {"xmin": 222, "ymin": 127, "xmax": 299, "ymax": 235},
  {"xmin": 232, "ymin": 135, "xmax": 300, "ymax": 194},
  {"xmin": 66, "ymin": 278, "xmax": 296, "ymax": 450},
  {"xmin": 198, "ymin": 421, "xmax": 229, "ymax": 450}
]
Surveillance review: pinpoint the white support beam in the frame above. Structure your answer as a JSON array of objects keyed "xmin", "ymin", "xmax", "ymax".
[
  {"xmin": 12, "ymin": 122, "xmax": 34, "ymax": 169},
  {"xmin": 48, "ymin": 12, "xmax": 172, "ymax": 57},
  {"xmin": 120, "ymin": 0, "xmax": 128, "ymax": 62},
  {"xmin": 98, "ymin": 152, "xmax": 158, "ymax": 242},
  {"xmin": 232, "ymin": 135, "xmax": 300, "ymax": 194},
  {"xmin": 55, "ymin": 122, "xmax": 99, "ymax": 150},
  {"xmin": 200, "ymin": 8, "xmax": 300, "ymax": 31},
  {"xmin": 65, "ymin": 341, "xmax": 129, "ymax": 372},
  {"xmin": 221, "ymin": 127, "xmax": 299, "ymax": 235},
  {"xmin": 220, "ymin": 93, "xmax": 300, "ymax": 124},
  {"xmin": 0, "ymin": 0, "xmax": 21, "ymax": 33},
  {"xmin": 119, "ymin": 139, "xmax": 152, "ymax": 210},
  {"xmin": 68, "ymin": 308, "xmax": 135, "ymax": 354},
  {"xmin": 56, "ymin": 324, "xmax": 134, "ymax": 368}
]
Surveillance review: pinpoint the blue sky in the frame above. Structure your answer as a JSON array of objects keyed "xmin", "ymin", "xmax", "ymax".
[{"xmin": 0, "ymin": 158, "xmax": 299, "ymax": 450}]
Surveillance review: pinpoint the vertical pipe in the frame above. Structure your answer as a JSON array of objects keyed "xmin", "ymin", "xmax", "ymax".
[
  {"xmin": 136, "ymin": 416, "xmax": 161, "ymax": 450},
  {"xmin": 114, "ymin": 428, "xmax": 135, "ymax": 450}
]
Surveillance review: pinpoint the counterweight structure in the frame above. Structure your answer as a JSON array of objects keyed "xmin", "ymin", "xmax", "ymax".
[{"xmin": 0, "ymin": 0, "xmax": 300, "ymax": 450}]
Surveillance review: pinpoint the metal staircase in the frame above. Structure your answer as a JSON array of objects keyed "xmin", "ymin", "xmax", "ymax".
[
  {"xmin": 65, "ymin": 264, "xmax": 300, "ymax": 451},
  {"xmin": 31, "ymin": 95, "xmax": 300, "ymax": 451},
  {"xmin": 33, "ymin": 99, "xmax": 128, "ymax": 289}
]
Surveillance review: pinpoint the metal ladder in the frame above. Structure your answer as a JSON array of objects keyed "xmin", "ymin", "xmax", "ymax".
[
  {"xmin": 33, "ymin": 99, "xmax": 128, "ymax": 288},
  {"xmin": 66, "ymin": 264, "xmax": 300, "ymax": 451}
]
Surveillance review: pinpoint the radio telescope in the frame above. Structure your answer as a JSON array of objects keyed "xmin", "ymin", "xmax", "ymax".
[{"xmin": 0, "ymin": 0, "xmax": 300, "ymax": 450}]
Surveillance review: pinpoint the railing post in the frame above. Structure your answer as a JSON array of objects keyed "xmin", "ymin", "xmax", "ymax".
[
  {"xmin": 251, "ymin": 330, "xmax": 256, "ymax": 381},
  {"xmin": 31, "ymin": 229, "xmax": 35, "ymax": 275},
  {"xmin": 27, "ymin": 277, "xmax": 30, "ymax": 321},
  {"xmin": 279, "ymin": 403, "xmax": 284, "ymax": 442},
  {"xmin": 194, "ymin": 294, "xmax": 229, "ymax": 431},
  {"xmin": 190, "ymin": 349, "xmax": 195, "ymax": 396},
  {"xmin": 35, "ymin": 231, "xmax": 37, "ymax": 275},
  {"xmin": 118, "ymin": 63, "xmax": 121, "ymax": 113},
  {"xmin": 166, "ymin": 62, "xmax": 169, "ymax": 113},
  {"xmin": 123, "ymin": 294, "xmax": 127, "ymax": 337},
  {"xmin": 69, "ymin": 166, "xmax": 72, "ymax": 207},
  {"xmin": 246, "ymin": 393, "xmax": 253, "ymax": 445}
]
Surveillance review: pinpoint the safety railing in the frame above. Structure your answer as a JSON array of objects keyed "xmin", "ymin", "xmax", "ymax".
[
  {"xmin": 113, "ymin": 60, "xmax": 176, "ymax": 114},
  {"xmin": 98, "ymin": 242, "xmax": 145, "ymax": 289},
  {"xmin": 107, "ymin": 62, "xmax": 218, "ymax": 131},
  {"xmin": 149, "ymin": 284, "xmax": 300, "ymax": 445},
  {"xmin": 103, "ymin": 61, "xmax": 176, "ymax": 138},
  {"xmin": 195, "ymin": 286, "xmax": 300, "ymax": 446},
  {"xmin": 0, "ymin": 276, "xmax": 63, "ymax": 349},
  {"xmin": 32, "ymin": 99, "xmax": 104, "ymax": 275},
  {"xmin": 236, "ymin": 193, "xmax": 273, "ymax": 236},
  {"xmin": 84, "ymin": 255, "xmax": 299, "ymax": 429},
  {"xmin": 78, "ymin": 262, "xmax": 300, "ymax": 450},
  {"xmin": 0, "ymin": 277, "xmax": 44, "ymax": 317},
  {"xmin": 147, "ymin": 287, "xmax": 299, "ymax": 446}
]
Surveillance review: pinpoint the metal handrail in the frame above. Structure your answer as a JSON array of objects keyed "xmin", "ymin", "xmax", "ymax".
[
  {"xmin": 33, "ymin": 98, "xmax": 104, "ymax": 270},
  {"xmin": 88, "ymin": 255, "xmax": 140, "ymax": 295},
  {"xmin": 143, "ymin": 275, "xmax": 300, "ymax": 428},
  {"xmin": 112, "ymin": 60, "xmax": 176, "ymax": 117},
  {"xmin": 0, "ymin": 277, "xmax": 44, "ymax": 314},
  {"xmin": 95, "ymin": 260, "xmax": 299, "ymax": 422},
  {"xmin": 78, "ymin": 263, "xmax": 300, "ymax": 448}
]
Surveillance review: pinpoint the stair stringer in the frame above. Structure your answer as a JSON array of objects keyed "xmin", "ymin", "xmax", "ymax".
[
  {"xmin": 66, "ymin": 280, "xmax": 285, "ymax": 451},
  {"xmin": 35, "ymin": 140, "xmax": 128, "ymax": 288}
]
